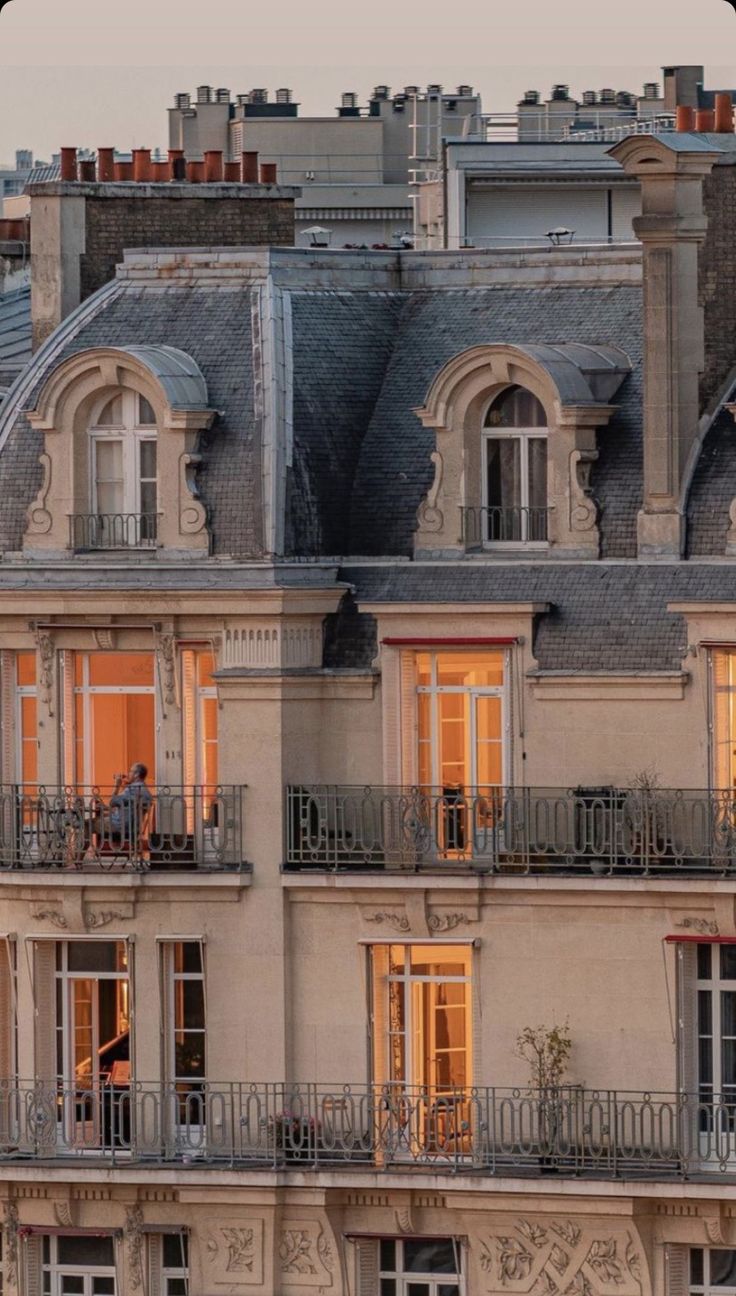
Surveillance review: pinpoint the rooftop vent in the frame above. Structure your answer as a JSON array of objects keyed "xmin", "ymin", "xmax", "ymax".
[
  {"xmin": 582, "ymin": 90, "xmax": 597, "ymax": 105},
  {"xmin": 236, "ymin": 94, "xmax": 249, "ymax": 106},
  {"xmin": 249, "ymin": 88, "xmax": 268, "ymax": 104},
  {"xmin": 275, "ymin": 88, "xmax": 292, "ymax": 104},
  {"xmin": 341, "ymin": 92, "xmax": 358, "ymax": 108},
  {"xmin": 427, "ymin": 83, "xmax": 443, "ymax": 95},
  {"xmin": 616, "ymin": 91, "xmax": 634, "ymax": 107},
  {"xmin": 643, "ymin": 81, "xmax": 660, "ymax": 99},
  {"xmin": 196, "ymin": 85, "xmax": 213, "ymax": 104},
  {"xmin": 550, "ymin": 84, "xmax": 570, "ymax": 101},
  {"xmin": 522, "ymin": 89, "xmax": 540, "ymax": 104},
  {"xmin": 404, "ymin": 85, "xmax": 420, "ymax": 96},
  {"xmin": 174, "ymin": 93, "xmax": 191, "ymax": 110},
  {"xmin": 216, "ymin": 88, "xmax": 230, "ymax": 103},
  {"xmin": 456, "ymin": 84, "xmax": 473, "ymax": 96},
  {"xmin": 599, "ymin": 87, "xmax": 615, "ymax": 103},
  {"xmin": 372, "ymin": 85, "xmax": 390, "ymax": 100}
]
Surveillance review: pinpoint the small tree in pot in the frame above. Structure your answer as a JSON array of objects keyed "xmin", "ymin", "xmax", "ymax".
[{"xmin": 515, "ymin": 1021, "xmax": 572, "ymax": 1166}]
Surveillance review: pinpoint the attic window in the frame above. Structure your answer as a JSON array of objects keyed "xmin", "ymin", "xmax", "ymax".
[{"xmin": 481, "ymin": 386, "xmax": 549, "ymax": 545}]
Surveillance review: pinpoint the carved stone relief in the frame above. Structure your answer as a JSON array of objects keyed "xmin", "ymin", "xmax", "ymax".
[
  {"xmin": 427, "ymin": 911, "xmax": 471, "ymax": 934},
  {"xmin": 568, "ymin": 448, "xmax": 599, "ymax": 534},
  {"xmin": 3, "ymin": 1200, "xmax": 18, "ymax": 1288},
  {"xmin": 84, "ymin": 907, "xmax": 132, "ymax": 930},
  {"xmin": 125, "ymin": 1204, "xmax": 144, "ymax": 1291},
  {"xmin": 29, "ymin": 904, "xmax": 68, "ymax": 929},
  {"xmin": 155, "ymin": 630, "xmax": 177, "ymax": 710},
  {"xmin": 204, "ymin": 1218, "xmax": 264, "ymax": 1287},
  {"xmin": 675, "ymin": 917, "xmax": 719, "ymax": 936},
  {"xmin": 279, "ymin": 1221, "xmax": 334, "ymax": 1289},
  {"xmin": 33, "ymin": 626, "xmax": 55, "ymax": 714},
  {"xmin": 416, "ymin": 450, "xmax": 444, "ymax": 536},
  {"xmin": 26, "ymin": 453, "xmax": 53, "ymax": 535},
  {"xmin": 363, "ymin": 911, "xmax": 410, "ymax": 933},
  {"xmin": 179, "ymin": 452, "xmax": 207, "ymax": 536},
  {"xmin": 477, "ymin": 1217, "xmax": 647, "ymax": 1296}
]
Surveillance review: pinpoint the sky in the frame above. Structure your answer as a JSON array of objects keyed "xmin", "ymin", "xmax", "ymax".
[{"xmin": 1, "ymin": 0, "xmax": 736, "ymax": 162}]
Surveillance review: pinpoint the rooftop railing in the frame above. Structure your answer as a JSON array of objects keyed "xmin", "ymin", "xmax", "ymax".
[
  {"xmin": 69, "ymin": 513, "xmax": 159, "ymax": 551},
  {"xmin": 285, "ymin": 785, "xmax": 736, "ymax": 874},
  {"xmin": 0, "ymin": 785, "xmax": 247, "ymax": 871},
  {"xmin": 0, "ymin": 1081, "xmax": 734, "ymax": 1176}
]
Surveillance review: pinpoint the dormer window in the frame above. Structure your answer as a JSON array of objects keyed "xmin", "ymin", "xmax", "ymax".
[
  {"xmin": 85, "ymin": 391, "xmax": 158, "ymax": 549},
  {"xmin": 482, "ymin": 386, "xmax": 548, "ymax": 545}
]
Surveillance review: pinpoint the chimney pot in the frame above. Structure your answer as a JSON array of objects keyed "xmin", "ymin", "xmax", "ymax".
[
  {"xmin": 676, "ymin": 105, "xmax": 696, "ymax": 131},
  {"xmin": 695, "ymin": 108, "xmax": 715, "ymax": 132},
  {"xmin": 204, "ymin": 149, "xmax": 223, "ymax": 182},
  {"xmin": 186, "ymin": 160, "xmax": 204, "ymax": 182},
  {"xmin": 259, "ymin": 161, "xmax": 277, "ymax": 184},
  {"xmin": 241, "ymin": 151, "xmax": 259, "ymax": 182},
  {"xmin": 113, "ymin": 161, "xmax": 133, "ymax": 181},
  {"xmin": 151, "ymin": 160, "xmax": 169, "ymax": 180},
  {"xmin": 715, "ymin": 91, "xmax": 734, "ymax": 132},
  {"xmin": 224, "ymin": 160, "xmax": 240, "ymax": 181},
  {"xmin": 77, "ymin": 159, "xmax": 95, "ymax": 182},
  {"xmin": 60, "ymin": 147, "xmax": 77, "ymax": 182},
  {"xmin": 97, "ymin": 148, "xmax": 115, "ymax": 181},
  {"xmin": 132, "ymin": 148, "xmax": 152, "ymax": 182},
  {"xmin": 168, "ymin": 148, "xmax": 185, "ymax": 180}
]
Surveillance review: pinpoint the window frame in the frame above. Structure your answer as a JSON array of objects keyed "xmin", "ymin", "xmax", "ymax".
[
  {"xmin": 371, "ymin": 944, "xmax": 473, "ymax": 1093},
  {"xmin": 690, "ymin": 1247, "xmax": 736, "ymax": 1296},
  {"xmin": 88, "ymin": 390, "xmax": 158, "ymax": 543},
  {"xmin": 377, "ymin": 1237, "xmax": 462, "ymax": 1296},
  {"xmin": 481, "ymin": 389, "xmax": 549, "ymax": 550},
  {"xmin": 41, "ymin": 1234, "xmax": 117, "ymax": 1296}
]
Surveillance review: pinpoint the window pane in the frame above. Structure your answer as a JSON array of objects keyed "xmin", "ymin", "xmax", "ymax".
[
  {"xmin": 485, "ymin": 385, "xmax": 546, "ymax": 428},
  {"xmin": 17, "ymin": 651, "xmax": 36, "ymax": 686},
  {"xmin": 60, "ymin": 1278, "xmax": 84, "ymax": 1295},
  {"xmin": 95, "ymin": 440, "xmax": 124, "ymax": 487},
  {"xmin": 528, "ymin": 437, "xmax": 548, "ymax": 512},
  {"xmin": 163, "ymin": 1234, "xmax": 188, "ymax": 1267},
  {"xmin": 403, "ymin": 1240, "xmax": 457, "ymax": 1273},
  {"xmin": 92, "ymin": 1280, "xmax": 115, "ymax": 1296},
  {"xmin": 140, "ymin": 481, "xmax": 158, "ymax": 519},
  {"xmin": 380, "ymin": 1240, "xmax": 396, "ymax": 1272},
  {"xmin": 67, "ymin": 941, "xmax": 127, "ymax": 974},
  {"xmin": 175, "ymin": 1032, "xmax": 206, "ymax": 1077},
  {"xmin": 87, "ymin": 652, "xmax": 154, "ymax": 688},
  {"xmin": 486, "ymin": 437, "xmax": 521, "ymax": 511},
  {"xmin": 691, "ymin": 1250, "xmax": 704, "ymax": 1286},
  {"xmin": 178, "ymin": 981, "xmax": 205, "ymax": 1029},
  {"xmin": 139, "ymin": 439, "xmax": 157, "ymax": 480},
  {"xmin": 698, "ymin": 945, "xmax": 712, "ymax": 980},
  {"xmin": 95, "ymin": 395, "xmax": 123, "ymax": 426},
  {"xmin": 138, "ymin": 395, "xmax": 156, "ymax": 425},
  {"xmin": 380, "ymin": 1282, "xmax": 396, "ymax": 1296},
  {"xmin": 710, "ymin": 1251, "xmax": 736, "ymax": 1285},
  {"xmin": 57, "ymin": 1235, "xmax": 115, "ymax": 1266},
  {"xmin": 722, "ymin": 946, "xmax": 736, "ymax": 980},
  {"xmin": 175, "ymin": 943, "xmax": 202, "ymax": 975}
]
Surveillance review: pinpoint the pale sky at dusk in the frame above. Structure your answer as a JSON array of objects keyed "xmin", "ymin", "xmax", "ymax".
[{"xmin": 1, "ymin": 0, "xmax": 736, "ymax": 161}]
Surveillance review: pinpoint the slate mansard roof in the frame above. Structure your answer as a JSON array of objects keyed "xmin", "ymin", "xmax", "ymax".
[{"xmin": 0, "ymin": 244, "xmax": 734, "ymax": 677}]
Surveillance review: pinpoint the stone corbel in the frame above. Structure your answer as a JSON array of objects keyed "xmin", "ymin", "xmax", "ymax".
[
  {"xmin": 30, "ymin": 622, "xmax": 55, "ymax": 715},
  {"xmin": 154, "ymin": 626, "xmax": 177, "ymax": 712},
  {"xmin": 25, "ymin": 452, "xmax": 53, "ymax": 536},
  {"xmin": 415, "ymin": 450, "xmax": 444, "ymax": 537},
  {"xmin": 569, "ymin": 447, "xmax": 599, "ymax": 535}
]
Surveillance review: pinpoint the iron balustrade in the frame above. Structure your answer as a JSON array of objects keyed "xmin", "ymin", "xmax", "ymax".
[
  {"xmin": 69, "ymin": 513, "xmax": 159, "ymax": 550},
  {"xmin": 0, "ymin": 1081, "xmax": 734, "ymax": 1176},
  {"xmin": 285, "ymin": 785, "xmax": 736, "ymax": 873},
  {"xmin": 0, "ymin": 784, "xmax": 246, "ymax": 871},
  {"xmin": 460, "ymin": 505, "xmax": 551, "ymax": 546}
]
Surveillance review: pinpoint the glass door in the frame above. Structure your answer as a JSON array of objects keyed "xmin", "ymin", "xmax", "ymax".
[{"xmin": 56, "ymin": 942, "xmax": 130, "ymax": 1151}]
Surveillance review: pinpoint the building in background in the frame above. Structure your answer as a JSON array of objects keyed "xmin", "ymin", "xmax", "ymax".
[
  {"xmin": 168, "ymin": 82, "xmax": 482, "ymax": 246},
  {"xmin": 1, "ymin": 111, "xmax": 736, "ymax": 1293}
]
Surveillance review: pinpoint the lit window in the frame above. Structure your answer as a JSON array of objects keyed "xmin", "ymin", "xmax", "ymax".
[
  {"xmin": 371, "ymin": 944, "xmax": 472, "ymax": 1095},
  {"xmin": 85, "ymin": 391, "xmax": 158, "ymax": 548},
  {"xmin": 483, "ymin": 385, "xmax": 548, "ymax": 544},
  {"xmin": 378, "ymin": 1238, "xmax": 461, "ymax": 1296},
  {"xmin": 16, "ymin": 651, "xmax": 37, "ymax": 789}
]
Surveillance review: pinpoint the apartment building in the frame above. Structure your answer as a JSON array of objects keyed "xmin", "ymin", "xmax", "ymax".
[{"xmin": 2, "ymin": 121, "xmax": 736, "ymax": 1294}]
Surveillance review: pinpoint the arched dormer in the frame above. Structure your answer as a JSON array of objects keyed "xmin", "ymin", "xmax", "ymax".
[
  {"xmin": 413, "ymin": 342, "xmax": 631, "ymax": 558},
  {"xmin": 23, "ymin": 345, "xmax": 216, "ymax": 555}
]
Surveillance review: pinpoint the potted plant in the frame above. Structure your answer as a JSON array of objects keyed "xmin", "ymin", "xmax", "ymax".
[
  {"xmin": 269, "ymin": 1110, "xmax": 320, "ymax": 1164},
  {"xmin": 515, "ymin": 1020, "xmax": 573, "ymax": 1170}
]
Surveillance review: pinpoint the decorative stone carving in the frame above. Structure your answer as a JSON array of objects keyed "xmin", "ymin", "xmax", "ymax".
[
  {"xmin": 675, "ymin": 916, "xmax": 719, "ymax": 935},
  {"xmin": 222, "ymin": 623, "xmax": 323, "ymax": 670},
  {"xmin": 30, "ymin": 904, "xmax": 68, "ymax": 929},
  {"xmin": 84, "ymin": 908, "xmax": 131, "ymax": 930},
  {"xmin": 705, "ymin": 1216, "xmax": 727, "ymax": 1245},
  {"xmin": 179, "ymin": 451, "xmax": 207, "ymax": 535},
  {"xmin": 125, "ymin": 1204, "xmax": 144, "ymax": 1291},
  {"xmin": 416, "ymin": 450, "xmax": 444, "ymax": 535},
  {"xmin": 92, "ymin": 628, "xmax": 116, "ymax": 651},
  {"xmin": 427, "ymin": 911, "xmax": 470, "ymax": 934},
  {"xmin": 26, "ymin": 453, "xmax": 53, "ymax": 535},
  {"xmin": 54, "ymin": 1201, "xmax": 77, "ymax": 1227},
  {"xmin": 32, "ymin": 625, "xmax": 55, "ymax": 714},
  {"xmin": 395, "ymin": 1206, "xmax": 414, "ymax": 1234},
  {"xmin": 4, "ymin": 1200, "xmax": 19, "ymax": 1287},
  {"xmin": 155, "ymin": 630, "xmax": 177, "ymax": 710},
  {"xmin": 478, "ymin": 1218, "xmax": 646, "ymax": 1296},
  {"xmin": 204, "ymin": 1218, "xmax": 263, "ymax": 1287},
  {"xmin": 364, "ymin": 911, "xmax": 410, "ymax": 933},
  {"xmin": 727, "ymin": 495, "xmax": 736, "ymax": 555},
  {"xmin": 569, "ymin": 448, "xmax": 599, "ymax": 533},
  {"xmin": 279, "ymin": 1222, "xmax": 333, "ymax": 1288}
]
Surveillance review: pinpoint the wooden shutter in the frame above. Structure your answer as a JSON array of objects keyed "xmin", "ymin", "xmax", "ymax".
[
  {"xmin": 665, "ymin": 1244, "xmax": 690, "ymax": 1296},
  {"xmin": 127, "ymin": 939, "xmax": 136, "ymax": 1085},
  {"xmin": 399, "ymin": 652, "xmax": 417, "ymax": 786},
  {"xmin": 159, "ymin": 941, "xmax": 174, "ymax": 1084},
  {"xmin": 60, "ymin": 651, "xmax": 76, "ymax": 786},
  {"xmin": 0, "ymin": 651, "xmax": 15, "ymax": 784},
  {"xmin": 354, "ymin": 1238, "xmax": 379, "ymax": 1296},
  {"xmin": 471, "ymin": 944, "xmax": 482, "ymax": 1090},
  {"xmin": 675, "ymin": 942, "xmax": 698, "ymax": 1167},
  {"xmin": 147, "ymin": 1233, "xmax": 163, "ymax": 1296},
  {"xmin": 32, "ymin": 941, "xmax": 56, "ymax": 1085},
  {"xmin": 24, "ymin": 1235, "xmax": 42, "ymax": 1296},
  {"xmin": 181, "ymin": 651, "xmax": 197, "ymax": 789},
  {"xmin": 370, "ymin": 946, "xmax": 388, "ymax": 1087}
]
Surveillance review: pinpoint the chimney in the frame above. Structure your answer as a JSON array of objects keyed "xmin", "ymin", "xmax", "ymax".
[
  {"xmin": 611, "ymin": 134, "xmax": 720, "ymax": 557},
  {"xmin": 241, "ymin": 151, "xmax": 259, "ymax": 182},
  {"xmin": 97, "ymin": 148, "xmax": 115, "ymax": 182}
]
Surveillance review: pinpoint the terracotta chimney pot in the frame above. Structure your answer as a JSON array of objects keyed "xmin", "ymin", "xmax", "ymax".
[
  {"xmin": 113, "ymin": 161, "xmax": 133, "ymax": 181},
  {"xmin": 60, "ymin": 148, "xmax": 77, "ymax": 181},
  {"xmin": 715, "ymin": 92, "xmax": 734, "ymax": 133},
  {"xmin": 204, "ymin": 150, "xmax": 223, "ymax": 182},
  {"xmin": 676, "ymin": 105, "xmax": 695, "ymax": 132},
  {"xmin": 241, "ymin": 151, "xmax": 259, "ymax": 182},
  {"xmin": 151, "ymin": 160, "xmax": 169, "ymax": 180},
  {"xmin": 77, "ymin": 159, "xmax": 96, "ymax": 182},
  {"xmin": 97, "ymin": 148, "xmax": 115, "ymax": 181},
  {"xmin": 187, "ymin": 160, "xmax": 204, "ymax": 182},
  {"xmin": 259, "ymin": 162, "xmax": 277, "ymax": 184},
  {"xmin": 132, "ymin": 148, "xmax": 152, "ymax": 182},
  {"xmin": 695, "ymin": 108, "xmax": 715, "ymax": 132},
  {"xmin": 224, "ymin": 160, "xmax": 240, "ymax": 181}
]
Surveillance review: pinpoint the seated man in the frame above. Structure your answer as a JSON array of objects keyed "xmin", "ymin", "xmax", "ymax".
[{"xmin": 109, "ymin": 762, "xmax": 153, "ymax": 843}]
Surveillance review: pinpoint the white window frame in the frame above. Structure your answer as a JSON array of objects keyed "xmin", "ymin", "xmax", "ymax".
[
  {"xmin": 158, "ymin": 1232, "xmax": 189, "ymax": 1296},
  {"xmin": 165, "ymin": 940, "xmax": 206, "ymax": 1086},
  {"xmin": 416, "ymin": 649, "xmax": 509, "ymax": 791},
  {"xmin": 377, "ymin": 1237, "xmax": 461, "ymax": 1296},
  {"xmin": 55, "ymin": 941, "xmax": 130, "ymax": 1090},
  {"xmin": 695, "ymin": 943, "xmax": 736, "ymax": 1111},
  {"xmin": 376, "ymin": 944, "xmax": 473, "ymax": 1092},
  {"xmin": 66, "ymin": 651, "xmax": 158, "ymax": 789},
  {"xmin": 41, "ymin": 1234, "xmax": 117, "ymax": 1296},
  {"xmin": 481, "ymin": 412, "xmax": 549, "ymax": 551},
  {"xmin": 689, "ymin": 1247, "xmax": 736, "ymax": 1296},
  {"xmin": 88, "ymin": 390, "xmax": 157, "ymax": 534}
]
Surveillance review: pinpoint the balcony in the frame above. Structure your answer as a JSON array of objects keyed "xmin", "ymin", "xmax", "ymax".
[
  {"xmin": 69, "ymin": 513, "xmax": 158, "ymax": 551},
  {"xmin": 285, "ymin": 785, "xmax": 736, "ymax": 874},
  {"xmin": 0, "ymin": 1081, "xmax": 734, "ymax": 1178},
  {"xmin": 460, "ymin": 504, "xmax": 550, "ymax": 547},
  {"xmin": 0, "ymin": 785, "xmax": 246, "ymax": 871}
]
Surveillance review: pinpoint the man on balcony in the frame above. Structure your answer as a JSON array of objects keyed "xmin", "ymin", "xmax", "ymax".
[{"xmin": 109, "ymin": 762, "xmax": 153, "ymax": 844}]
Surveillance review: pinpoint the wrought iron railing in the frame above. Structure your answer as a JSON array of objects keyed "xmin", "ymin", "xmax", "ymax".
[
  {"xmin": 0, "ymin": 1081, "xmax": 733, "ymax": 1175},
  {"xmin": 69, "ymin": 513, "xmax": 159, "ymax": 550},
  {"xmin": 460, "ymin": 504, "xmax": 551, "ymax": 546},
  {"xmin": 0, "ymin": 785, "xmax": 246, "ymax": 870},
  {"xmin": 285, "ymin": 785, "xmax": 736, "ymax": 873}
]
